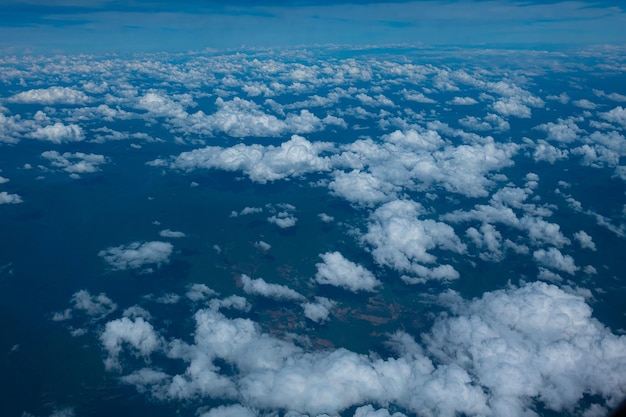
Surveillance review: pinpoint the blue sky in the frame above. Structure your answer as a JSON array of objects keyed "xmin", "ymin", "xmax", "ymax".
[{"xmin": 0, "ymin": 0, "xmax": 625, "ymax": 54}]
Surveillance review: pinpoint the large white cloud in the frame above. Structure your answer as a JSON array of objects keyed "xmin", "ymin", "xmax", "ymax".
[
  {"xmin": 98, "ymin": 241, "xmax": 173, "ymax": 272},
  {"xmin": 106, "ymin": 282, "xmax": 626, "ymax": 417},
  {"xmin": 362, "ymin": 200, "xmax": 466, "ymax": 283},
  {"xmin": 9, "ymin": 86, "xmax": 89, "ymax": 105},
  {"xmin": 165, "ymin": 135, "xmax": 333, "ymax": 184},
  {"xmin": 314, "ymin": 251, "xmax": 381, "ymax": 292}
]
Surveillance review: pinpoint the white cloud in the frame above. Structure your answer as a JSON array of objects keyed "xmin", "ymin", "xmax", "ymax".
[
  {"xmin": 9, "ymin": 86, "xmax": 89, "ymax": 105},
  {"xmin": 314, "ymin": 251, "xmax": 381, "ymax": 292},
  {"xmin": 492, "ymin": 98, "xmax": 531, "ymax": 118},
  {"xmin": 29, "ymin": 123, "xmax": 85, "ymax": 144},
  {"xmin": 318, "ymin": 213, "xmax": 334, "ymax": 223},
  {"xmin": 186, "ymin": 283, "xmax": 218, "ymax": 302},
  {"xmin": 533, "ymin": 140, "xmax": 569, "ymax": 163},
  {"xmin": 534, "ymin": 117, "xmax": 581, "ymax": 143},
  {"xmin": 0, "ymin": 176, "xmax": 9, "ymax": 184},
  {"xmin": 301, "ymin": 296, "xmax": 336, "ymax": 323},
  {"xmin": 573, "ymin": 99, "xmax": 596, "ymax": 109},
  {"xmin": 100, "ymin": 317, "xmax": 162, "ymax": 370},
  {"xmin": 267, "ymin": 211, "xmax": 297, "ymax": 228},
  {"xmin": 253, "ymin": 240, "xmax": 271, "ymax": 251},
  {"xmin": 104, "ymin": 282, "xmax": 626, "ymax": 417},
  {"xmin": 600, "ymin": 106, "xmax": 626, "ymax": 129},
  {"xmin": 363, "ymin": 200, "xmax": 465, "ymax": 282},
  {"xmin": 573, "ymin": 230, "xmax": 597, "ymax": 251},
  {"xmin": 168, "ymin": 135, "xmax": 333, "ymax": 184},
  {"xmin": 400, "ymin": 89, "xmax": 436, "ymax": 104},
  {"xmin": 0, "ymin": 191, "xmax": 23, "ymax": 204},
  {"xmin": 98, "ymin": 241, "xmax": 173, "ymax": 272},
  {"xmin": 240, "ymin": 274, "xmax": 303, "ymax": 301},
  {"xmin": 70, "ymin": 289, "xmax": 117, "ymax": 320},
  {"xmin": 159, "ymin": 229, "xmax": 186, "ymax": 238},
  {"xmin": 329, "ymin": 170, "xmax": 398, "ymax": 207},
  {"xmin": 533, "ymin": 247, "xmax": 579, "ymax": 275},
  {"xmin": 426, "ymin": 281, "xmax": 626, "ymax": 416},
  {"xmin": 41, "ymin": 150, "xmax": 107, "ymax": 176},
  {"xmin": 449, "ymin": 96, "xmax": 478, "ymax": 105}
]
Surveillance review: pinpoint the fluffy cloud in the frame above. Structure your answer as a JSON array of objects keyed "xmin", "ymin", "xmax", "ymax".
[
  {"xmin": 301, "ymin": 296, "xmax": 336, "ymax": 323},
  {"xmin": 329, "ymin": 170, "xmax": 398, "ymax": 207},
  {"xmin": 71, "ymin": 290, "xmax": 117, "ymax": 319},
  {"xmin": 426, "ymin": 281, "xmax": 626, "ymax": 416},
  {"xmin": 449, "ymin": 96, "xmax": 478, "ymax": 105},
  {"xmin": 41, "ymin": 150, "xmax": 107, "ymax": 176},
  {"xmin": 159, "ymin": 229, "xmax": 186, "ymax": 238},
  {"xmin": 240, "ymin": 274, "xmax": 304, "ymax": 301},
  {"xmin": 533, "ymin": 247, "xmax": 579, "ymax": 275},
  {"xmin": 100, "ymin": 317, "xmax": 162, "ymax": 370},
  {"xmin": 186, "ymin": 283, "xmax": 218, "ymax": 302},
  {"xmin": 314, "ymin": 251, "xmax": 381, "ymax": 292},
  {"xmin": 534, "ymin": 117, "xmax": 581, "ymax": 143},
  {"xmin": 600, "ymin": 106, "xmax": 626, "ymax": 128},
  {"xmin": 29, "ymin": 123, "xmax": 85, "ymax": 144},
  {"xmin": 493, "ymin": 98, "xmax": 531, "ymax": 118},
  {"xmin": 574, "ymin": 230, "xmax": 596, "ymax": 251},
  {"xmin": 167, "ymin": 135, "xmax": 333, "ymax": 184},
  {"xmin": 363, "ymin": 200, "xmax": 465, "ymax": 283},
  {"xmin": 0, "ymin": 191, "xmax": 23, "ymax": 204},
  {"xmin": 98, "ymin": 241, "xmax": 173, "ymax": 272},
  {"xmin": 9, "ymin": 86, "xmax": 89, "ymax": 105},
  {"xmin": 104, "ymin": 282, "xmax": 626, "ymax": 417},
  {"xmin": 188, "ymin": 98, "xmax": 327, "ymax": 138}
]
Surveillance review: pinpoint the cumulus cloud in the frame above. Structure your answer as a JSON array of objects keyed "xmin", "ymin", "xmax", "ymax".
[
  {"xmin": 0, "ymin": 191, "xmax": 23, "ymax": 204},
  {"xmin": 493, "ymin": 98, "xmax": 531, "ymax": 118},
  {"xmin": 159, "ymin": 229, "xmax": 186, "ymax": 238},
  {"xmin": 574, "ymin": 230, "xmax": 596, "ymax": 251},
  {"xmin": 329, "ymin": 170, "xmax": 398, "ymax": 207},
  {"xmin": 533, "ymin": 247, "xmax": 579, "ymax": 275},
  {"xmin": 240, "ymin": 274, "xmax": 304, "ymax": 301},
  {"xmin": 9, "ymin": 86, "xmax": 89, "ymax": 105},
  {"xmin": 41, "ymin": 150, "xmax": 107, "ymax": 176},
  {"xmin": 100, "ymin": 317, "xmax": 162, "ymax": 370},
  {"xmin": 534, "ymin": 117, "xmax": 581, "ymax": 143},
  {"xmin": 600, "ymin": 106, "xmax": 626, "ymax": 129},
  {"xmin": 29, "ymin": 123, "xmax": 85, "ymax": 144},
  {"xmin": 363, "ymin": 200, "xmax": 465, "ymax": 283},
  {"xmin": 267, "ymin": 211, "xmax": 297, "ymax": 228},
  {"xmin": 318, "ymin": 213, "xmax": 334, "ymax": 223},
  {"xmin": 186, "ymin": 283, "xmax": 218, "ymax": 302},
  {"xmin": 253, "ymin": 240, "xmax": 271, "ymax": 251},
  {"xmin": 449, "ymin": 96, "xmax": 478, "ymax": 105},
  {"xmin": 98, "ymin": 241, "xmax": 173, "ymax": 272},
  {"xmin": 188, "ymin": 98, "xmax": 327, "ymax": 138},
  {"xmin": 426, "ymin": 281, "xmax": 626, "ymax": 417},
  {"xmin": 301, "ymin": 296, "xmax": 336, "ymax": 323},
  {"xmin": 100, "ymin": 282, "xmax": 626, "ymax": 417},
  {"xmin": 314, "ymin": 251, "xmax": 381, "ymax": 292},
  {"xmin": 71, "ymin": 290, "xmax": 117, "ymax": 319},
  {"xmin": 167, "ymin": 135, "xmax": 333, "ymax": 184}
]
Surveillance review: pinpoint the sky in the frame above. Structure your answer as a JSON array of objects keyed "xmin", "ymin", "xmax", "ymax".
[{"xmin": 0, "ymin": 0, "xmax": 625, "ymax": 53}]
